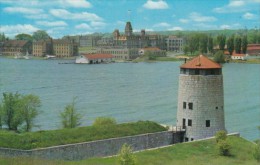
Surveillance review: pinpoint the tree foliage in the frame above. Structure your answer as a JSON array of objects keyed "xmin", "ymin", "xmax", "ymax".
[
  {"xmin": 241, "ymin": 35, "xmax": 248, "ymax": 54},
  {"xmin": 20, "ymin": 95, "xmax": 41, "ymax": 132},
  {"xmin": 217, "ymin": 34, "xmax": 226, "ymax": 50},
  {"xmin": 32, "ymin": 30, "xmax": 50, "ymax": 41},
  {"xmin": 60, "ymin": 98, "xmax": 82, "ymax": 128},
  {"xmin": 215, "ymin": 130, "xmax": 231, "ymax": 156},
  {"xmin": 213, "ymin": 50, "xmax": 225, "ymax": 63},
  {"xmin": 0, "ymin": 92, "xmax": 41, "ymax": 132},
  {"xmin": 15, "ymin": 33, "xmax": 33, "ymax": 41},
  {"xmin": 235, "ymin": 35, "xmax": 242, "ymax": 54},
  {"xmin": 93, "ymin": 117, "xmax": 116, "ymax": 127},
  {"xmin": 118, "ymin": 143, "xmax": 136, "ymax": 165},
  {"xmin": 208, "ymin": 36, "xmax": 213, "ymax": 53},
  {"xmin": 227, "ymin": 36, "xmax": 234, "ymax": 55},
  {"xmin": 0, "ymin": 33, "xmax": 7, "ymax": 41}
]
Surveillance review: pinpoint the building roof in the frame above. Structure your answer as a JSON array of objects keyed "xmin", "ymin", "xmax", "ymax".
[
  {"xmin": 3, "ymin": 40, "xmax": 29, "ymax": 47},
  {"xmin": 83, "ymin": 53, "xmax": 114, "ymax": 60},
  {"xmin": 231, "ymin": 53, "xmax": 245, "ymax": 57},
  {"xmin": 180, "ymin": 55, "xmax": 221, "ymax": 69}
]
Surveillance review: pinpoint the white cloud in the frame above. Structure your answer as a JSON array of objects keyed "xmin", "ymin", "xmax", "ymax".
[
  {"xmin": 75, "ymin": 23, "xmax": 91, "ymax": 30},
  {"xmin": 213, "ymin": 0, "xmax": 260, "ymax": 13},
  {"xmin": 3, "ymin": 7, "xmax": 43, "ymax": 14},
  {"xmin": 179, "ymin": 18, "xmax": 189, "ymax": 23},
  {"xmin": 25, "ymin": 14, "xmax": 50, "ymax": 19},
  {"xmin": 0, "ymin": 24, "xmax": 39, "ymax": 37},
  {"xmin": 116, "ymin": 21, "xmax": 126, "ymax": 26},
  {"xmin": 242, "ymin": 12, "xmax": 256, "ymax": 19},
  {"xmin": 189, "ymin": 12, "xmax": 217, "ymax": 22},
  {"xmin": 63, "ymin": 0, "xmax": 91, "ymax": 8},
  {"xmin": 168, "ymin": 27, "xmax": 183, "ymax": 31},
  {"xmin": 194, "ymin": 23, "xmax": 218, "ymax": 30},
  {"xmin": 229, "ymin": 0, "xmax": 245, "ymax": 7},
  {"xmin": 143, "ymin": 0, "xmax": 169, "ymax": 9},
  {"xmin": 0, "ymin": 0, "xmax": 92, "ymax": 8},
  {"xmin": 220, "ymin": 25, "xmax": 231, "ymax": 29},
  {"xmin": 153, "ymin": 22, "xmax": 171, "ymax": 28},
  {"xmin": 36, "ymin": 21, "xmax": 68, "ymax": 27},
  {"xmin": 49, "ymin": 9, "xmax": 103, "ymax": 22}
]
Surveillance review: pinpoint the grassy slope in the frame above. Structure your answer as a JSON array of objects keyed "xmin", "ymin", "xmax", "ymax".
[
  {"xmin": 0, "ymin": 121, "xmax": 166, "ymax": 150},
  {"xmin": 0, "ymin": 136, "xmax": 258, "ymax": 165}
]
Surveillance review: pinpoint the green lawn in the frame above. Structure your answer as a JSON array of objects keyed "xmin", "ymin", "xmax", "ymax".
[
  {"xmin": 0, "ymin": 121, "xmax": 166, "ymax": 150},
  {"xmin": 0, "ymin": 136, "xmax": 258, "ymax": 165}
]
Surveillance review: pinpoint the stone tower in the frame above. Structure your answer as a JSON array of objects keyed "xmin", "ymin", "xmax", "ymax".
[
  {"xmin": 176, "ymin": 55, "xmax": 225, "ymax": 141},
  {"xmin": 125, "ymin": 21, "xmax": 133, "ymax": 36}
]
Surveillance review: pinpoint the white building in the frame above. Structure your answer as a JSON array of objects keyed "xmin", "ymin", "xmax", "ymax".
[
  {"xmin": 76, "ymin": 53, "xmax": 114, "ymax": 64},
  {"xmin": 231, "ymin": 54, "xmax": 246, "ymax": 60},
  {"xmin": 176, "ymin": 55, "xmax": 225, "ymax": 141}
]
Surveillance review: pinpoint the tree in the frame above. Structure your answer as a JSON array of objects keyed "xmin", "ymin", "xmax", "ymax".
[
  {"xmin": 217, "ymin": 34, "xmax": 226, "ymax": 50},
  {"xmin": 0, "ymin": 33, "xmax": 6, "ymax": 42},
  {"xmin": 20, "ymin": 94, "xmax": 41, "ymax": 132},
  {"xmin": 217, "ymin": 140, "xmax": 231, "ymax": 156},
  {"xmin": 215, "ymin": 130, "xmax": 231, "ymax": 156},
  {"xmin": 60, "ymin": 98, "xmax": 82, "ymax": 128},
  {"xmin": 199, "ymin": 34, "xmax": 208, "ymax": 54},
  {"xmin": 93, "ymin": 117, "xmax": 116, "ymax": 127},
  {"xmin": 215, "ymin": 130, "xmax": 227, "ymax": 143},
  {"xmin": 227, "ymin": 36, "xmax": 234, "ymax": 55},
  {"xmin": 241, "ymin": 35, "xmax": 248, "ymax": 54},
  {"xmin": 235, "ymin": 35, "xmax": 242, "ymax": 54},
  {"xmin": 15, "ymin": 33, "xmax": 33, "ymax": 41},
  {"xmin": 213, "ymin": 50, "xmax": 225, "ymax": 63},
  {"xmin": 118, "ymin": 143, "xmax": 136, "ymax": 165},
  {"xmin": 1, "ymin": 92, "xmax": 23, "ymax": 131},
  {"xmin": 208, "ymin": 36, "xmax": 213, "ymax": 54},
  {"xmin": 32, "ymin": 30, "xmax": 50, "ymax": 41}
]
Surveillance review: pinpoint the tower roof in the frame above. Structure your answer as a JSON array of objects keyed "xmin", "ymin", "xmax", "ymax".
[{"xmin": 180, "ymin": 55, "xmax": 221, "ymax": 69}]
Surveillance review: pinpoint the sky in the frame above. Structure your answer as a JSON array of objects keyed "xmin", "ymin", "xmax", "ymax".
[{"xmin": 0, "ymin": 0, "xmax": 259, "ymax": 38}]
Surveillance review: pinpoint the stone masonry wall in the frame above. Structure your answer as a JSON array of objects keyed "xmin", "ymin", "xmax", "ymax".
[
  {"xmin": 177, "ymin": 74, "xmax": 225, "ymax": 141},
  {"xmin": 0, "ymin": 131, "xmax": 184, "ymax": 161}
]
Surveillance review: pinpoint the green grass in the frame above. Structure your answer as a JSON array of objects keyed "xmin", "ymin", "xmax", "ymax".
[
  {"xmin": 133, "ymin": 55, "xmax": 181, "ymax": 62},
  {"xmin": 0, "ymin": 136, "xmax": 258, "ymax": 165},
  {"xmin": 0, "ymin": 121, "xmax": 166, "ymax": 150},
  {"xmin": 230, "ymin": 58, "xmax": 260, "ymax": 64}
]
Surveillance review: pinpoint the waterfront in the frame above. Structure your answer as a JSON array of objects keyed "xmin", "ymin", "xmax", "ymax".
[{"xmin": 0, "ymin": 57, "xmax": 259, "ymax": 141}]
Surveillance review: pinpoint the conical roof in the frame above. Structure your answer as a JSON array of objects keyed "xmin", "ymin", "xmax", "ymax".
[{"xmin": 180, "ymin": 55, "xmax": 221, "ymax": 69}]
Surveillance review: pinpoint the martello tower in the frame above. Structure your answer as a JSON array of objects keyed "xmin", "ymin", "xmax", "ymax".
[{"xmin": 176, "ymin": 55, "xmax": 225, "ymax": 141}]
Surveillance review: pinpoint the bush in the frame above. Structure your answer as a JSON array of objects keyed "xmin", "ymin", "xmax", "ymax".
[
  {"xmin": 93, "ymin": 117, "xmax": 116, "ymax": 127},
  {"xmin": 118, "ymin": 143, "xmax": 136, "ymax": 165},
  {"xmin": 218, "ymin": 140, "xmax": 231, "ymax": 156},
  {"xmin": 215, "ymin": 130, "xmax": 227, "ymax": 143},
  {"xmin": 213, "ymin": 50, "xmax": 225, "ymax": 63},
  {"xmin": 253, "ymin": 142, "xmax": 260, "ymax": 162}
]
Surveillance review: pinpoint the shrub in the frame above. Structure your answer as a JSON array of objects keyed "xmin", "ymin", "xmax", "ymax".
[
  {"xmin": 213, "ymin": 50, "xmax": 225, "ymax": 63},
  {"xmin": 60, "ymin": 98, "xmax": 82, "ymax": 128},
  {"xmin": 215, "ymin": 130, "xmax": 227, "ymax": 143},
  {"xmin": 218, "ymin": 140, "xmax": 231, "ymax": 156},
  {"xmin": 253, "ymin": 142, "xmax": 260, "ymax": 162},
  {"xmin": 118, "ymin": 143, "xmax": 136, "ymax": 165},
  {"xmin": 93, "ymin": 117, "xmax": 116, "ymax": 127}
]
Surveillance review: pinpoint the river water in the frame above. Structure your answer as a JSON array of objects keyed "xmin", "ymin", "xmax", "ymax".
[{"xmin": 0, "ymin": 57, "xmax": 259, "ymax": 141}]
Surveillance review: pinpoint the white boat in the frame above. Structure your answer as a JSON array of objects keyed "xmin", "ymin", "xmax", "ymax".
[{"xmin": 45, "ymin": 55, "xmax": 56, "ymax": 59}]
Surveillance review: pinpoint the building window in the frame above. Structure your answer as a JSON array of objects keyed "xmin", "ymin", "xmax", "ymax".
[
  {"xmin": 206, "ymin": 120, "xmax": 210, "ymax": 127},
  {"xmin": 216, "ymin": 106, "xmax": 218, "ymax": 110},
  {"xmin": 183, "ymin": 102, "xmax": 186, "ymax": 109},
  {"xmin": 191, "ymin": 138, "xmax": 194, "ymax": 141},
  {"xmin": 188, "ymin": 103, "xmax": 193, "ymax": 110},
  {"xmin": 185, "ymin": 137, "xmax": 189, "ymax": 142},
  {"xmin": 188, "ymin": 119, "xmax": 192, "ymax": 126}
]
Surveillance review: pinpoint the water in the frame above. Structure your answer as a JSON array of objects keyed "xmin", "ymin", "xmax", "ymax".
[{"xmin": 0, "ymin": 57, "xmax": 259, "ymax": 141}]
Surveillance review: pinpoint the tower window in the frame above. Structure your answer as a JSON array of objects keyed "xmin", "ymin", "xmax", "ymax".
[
  {"xmin": 216, "ymin": 106, "xmax": 218, "ymax": 109},
  {"xmin": 183, "ymin": 102, "xmax": 186, "ymax": 109},
  {"xmin": 206, "ymin": 120, "xmax": 210, "ymax": 127},
  {"xmin": 188, "ymin": 103, "xmax": 193, "ymax": 110},
  {"xmin": 188, "ymin": 119, "xmax": 192, "ymax": 126}
]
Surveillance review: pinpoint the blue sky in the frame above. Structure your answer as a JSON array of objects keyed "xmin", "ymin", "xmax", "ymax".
[{"xmin": 0, "ymin": 0, "xmax": 259, "ymax": 38}]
